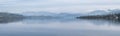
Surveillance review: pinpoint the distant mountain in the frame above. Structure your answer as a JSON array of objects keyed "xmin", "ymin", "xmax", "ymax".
[
  {"xmin": 108, "ymin": 9, "xmax": 120, "ymax": 14},
  {"xmin": 20, "ymin": 11, "xmax": 83, "ymax": 19},
  {"xmin": 21, "ymin": 11, "xmax": 57, "ymax": 16},
  {"xmin": 21, "ymin": 12, "xmax": 82, "ymax": 16},
  {"xmin": 77, "ymin": 9, "xmax": 120, "ymax": 20},
  {"xmin": 88, "ymin": 10, "xmax": 109, "ymax": 15}
]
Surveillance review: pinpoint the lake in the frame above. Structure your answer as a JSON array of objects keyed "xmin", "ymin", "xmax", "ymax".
[{"xmin": 0, "ymin": 18, "xmax": 120, "ymax": 36}]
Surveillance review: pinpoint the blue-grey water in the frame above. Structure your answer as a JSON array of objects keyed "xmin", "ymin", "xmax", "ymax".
[{"xmin": 0, "ymin": 18, "xmax": 120, "ymax": 36}]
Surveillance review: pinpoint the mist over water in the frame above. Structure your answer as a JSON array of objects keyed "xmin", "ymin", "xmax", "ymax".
[
  {"xmin": 1, "ymin": 0, "xmax": 120, "ymax": 36},
  {"xmin": 0, "ymin": 13, "xmax": 120, "ymax": 36},
  {"xmin": 1, "ymin": 3, "xmax": 120, "ymax": 36},
  {"xmin": 1, "ymin": 7, "xmax": 120, "ymax": 36}
]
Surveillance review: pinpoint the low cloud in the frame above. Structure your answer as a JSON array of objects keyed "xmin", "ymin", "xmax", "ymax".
[{"xmin": 0, "ymin": 0, "xmax": 120, "ymax": 13}]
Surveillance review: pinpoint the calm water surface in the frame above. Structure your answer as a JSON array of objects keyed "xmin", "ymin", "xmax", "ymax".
[{"xmin": 0, "ymin": 18, "xmax": 120, "ymax": 36}]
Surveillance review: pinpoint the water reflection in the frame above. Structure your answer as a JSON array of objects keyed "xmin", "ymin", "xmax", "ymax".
[
  {"xmin": 0, "ymin": 18, "xmax": 24, "ymax": 24},
  {"xmin": 0, "ymin": 18, "xmax": 120, "ymax": 36},
  {"xmin": 1, "ymin": 17, "xmax": 120, "ymax": 26},
  {"xmin": 78, "ymin": 18, "xmax": 120, "ymax": 26},
  {"xmin": 21, "ymin": 18, "xmax": 120, "ymax": 26}
]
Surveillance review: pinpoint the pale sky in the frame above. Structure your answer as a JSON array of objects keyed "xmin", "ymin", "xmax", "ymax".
[{"xmin": 0, "ymin": 0, "xmax": 120, "ymax": 13}]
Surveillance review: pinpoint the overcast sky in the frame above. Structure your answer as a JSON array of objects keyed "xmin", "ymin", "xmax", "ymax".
[{"xmin": 0, "ymin": 0, "xmax": 120, "ymax": 13}]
